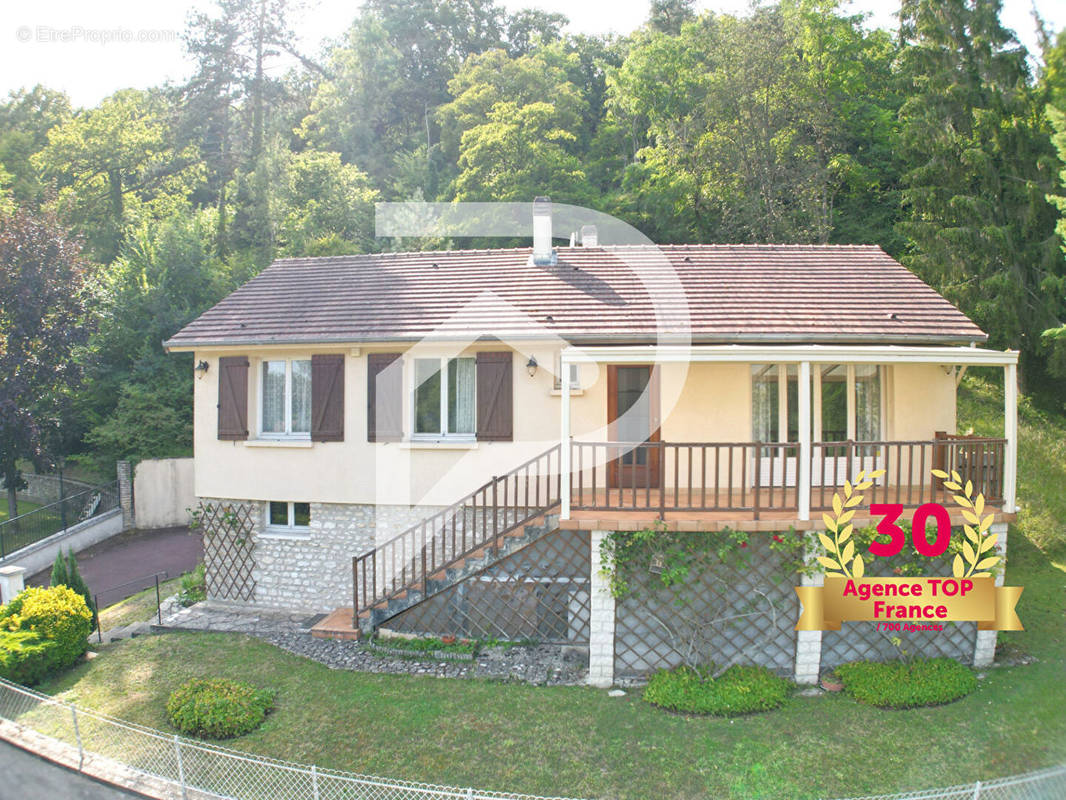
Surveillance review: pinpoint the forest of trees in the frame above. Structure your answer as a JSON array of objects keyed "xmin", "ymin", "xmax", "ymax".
[{"xmin": 2, "ymin": 0, "xmax": 1066, "ymax": 479}]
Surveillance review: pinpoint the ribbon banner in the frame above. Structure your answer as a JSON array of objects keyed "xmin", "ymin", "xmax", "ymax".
[{"xmin": 795, "ymin": 576, "xmax": 1023, "ymax": 631}]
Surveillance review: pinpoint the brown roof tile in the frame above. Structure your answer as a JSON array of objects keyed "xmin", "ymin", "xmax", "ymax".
[{"xmin": 164, "ymin": 244, "xmax": 987, "ymax": 348}]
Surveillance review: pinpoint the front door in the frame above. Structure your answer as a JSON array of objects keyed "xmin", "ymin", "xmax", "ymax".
[{"xmin": 607, "ymin": 365, "xmax": 661, "ymax": 489}]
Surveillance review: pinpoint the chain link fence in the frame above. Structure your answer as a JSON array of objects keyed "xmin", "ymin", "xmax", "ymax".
[
  {"xmin": 0, "ymin": 676, "xmax": 1063, "ymax": 800},
  {"xmin": 0, "ymin": 677, "xmax": 586, "ymax": 800},
  {"xmin": 826, "ymin": 764, "xmax": 1066, "ymax": 800}
]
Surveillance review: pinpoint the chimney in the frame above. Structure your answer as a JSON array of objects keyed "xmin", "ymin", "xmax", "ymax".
[
  {"xmin": 580, "ymin": 224, "xmax": 598, "ymax": 247},
  {"xmin": 532, "ymin": 196, "xmax": 556, "ymax": 265}
]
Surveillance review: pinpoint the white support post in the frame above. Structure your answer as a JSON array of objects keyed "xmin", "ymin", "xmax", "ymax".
[
  {"xmin": 798, "ymin": 361, "xmax": 811, "ymax": 521},
  {"xmin": 560, "ymin": 352, "xmax": 572, "ymax": 520},
  {"xmin": 0, "ymin": 566, "xmax": 26, "ymax": 604},
  {"xmin": 1003, "ymin": 362, "xmax": 1018, "ymax": 514},
  {"xmin": 587, "ymin": 529, "xmax": 616, "ymax": 687}
]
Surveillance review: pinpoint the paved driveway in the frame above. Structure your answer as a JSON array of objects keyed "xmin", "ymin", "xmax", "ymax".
[
  {"xmin": 0, "ymin": 739, "xmax": 149, "ymax": 799},
  {"xmin": 28, "ymin": 527, "xmax": 203, "ymax": 605}
]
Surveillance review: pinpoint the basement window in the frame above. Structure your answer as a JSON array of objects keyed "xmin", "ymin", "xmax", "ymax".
[{"xmin": 266, "ymin": 501, "xmax": 311, "ymax": 532}]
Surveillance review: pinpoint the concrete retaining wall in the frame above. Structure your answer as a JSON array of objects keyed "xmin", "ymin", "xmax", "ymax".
[
  {"xmin": 134, "ymin": 458, "xmax": 195, "ymax": 529},
  {"xmin": 16, "ymin": 473, "xmax": 94, "ymax": 505},
  {"xmin": 0, "ymin": 508, "xmax": 123, "ymax": 577}
]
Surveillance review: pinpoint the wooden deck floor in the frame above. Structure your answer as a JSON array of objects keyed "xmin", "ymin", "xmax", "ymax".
[{"xmin": 563, "ymin": 487, "xmax": 1013, "ymax": 532}]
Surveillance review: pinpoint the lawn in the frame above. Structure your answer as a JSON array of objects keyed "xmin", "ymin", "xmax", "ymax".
[
  {"xmin": 32, "ymin": 377, "xmax": 1066, "ymax": 800},
  {"xmin": 0, "ymin": 498, "xmax": 42, "ymax": 523},
  {"xmin": 96, "ymin": 577, "xmax": 183, "ymax": 631}
]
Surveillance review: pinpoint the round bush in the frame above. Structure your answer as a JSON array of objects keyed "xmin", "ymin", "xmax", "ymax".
[
  {"xmin": 643, "ymin": 664, "xmax": 792, "ymax": 716},
  {"xmin": 836, "ymin": 658, "xmax": 977, "ymax": 709},
  {"xmin": 0, "ymin": 585, "xmax": 92, "ymax": 684},
  {"xmin": 166, "ymin": 679, "xmax": 275, "ymax": 739}
]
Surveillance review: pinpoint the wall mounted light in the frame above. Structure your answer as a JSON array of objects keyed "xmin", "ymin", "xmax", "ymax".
[
  {"xmin": 195, "ymin": 360, "xmax": 210, "ymax": 378},
  {"xmin": 526, "ymin": 356, "xmax": 538, "ymax": 378},
  {"xmin": 649, "ymin": 552, "xmax": 666, "ymax": 574}
]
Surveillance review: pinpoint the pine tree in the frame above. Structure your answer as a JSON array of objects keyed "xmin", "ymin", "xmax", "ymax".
[
  {"xmin": 897, "ymin": 0, "xmax": 1065, "ymax": 389},
  {"xmin": 49, "ymin": 549, "xmax": 69, "ymax": 588}
]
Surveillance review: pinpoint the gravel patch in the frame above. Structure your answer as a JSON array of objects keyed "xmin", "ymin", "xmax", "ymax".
[{"xmin": 154, "ymin": 602, "xmax": 588, "ymax": 686}]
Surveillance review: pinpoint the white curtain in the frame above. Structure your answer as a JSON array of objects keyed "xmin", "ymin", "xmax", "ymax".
[
  {"xmin": 751, "ymin": 365, "xmax": 777, "ymax": 442},
  {"xmin": 290, "ymin": 360, "xmax": 312, "ymax": 433},
  {"xmin": 855, "ymin": 365, "xmax": 881, "ymax": 442},
  {"xmin": 262, "ymin": 361, "xmax": 286, "ymax": 433},
  {"xmin": 449, "ymin": 357, "xmax": 476, "ymax": 434}
]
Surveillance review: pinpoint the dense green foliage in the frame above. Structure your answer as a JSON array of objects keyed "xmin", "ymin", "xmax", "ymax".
[
  {"xmin": 50, "ymin": 549, "xmax": 97, "ymax": 627},
  {"xmin": 0, "ymin": 585, "xmax": 93, "ymax": 685},
  {"xmin": 836, "ymin": 658, "xmax": 978, "ymax": 709},
  {"xmin": 1, "ymin": 0, "xmax": 1066, "ymax": 470},
  {"xmin": 643, "ymin": 664, "xmax": 792, "ymax": 715},
  {"xmin": 166, "ymin": 678, "xmax": 275, "ymax": 738}
]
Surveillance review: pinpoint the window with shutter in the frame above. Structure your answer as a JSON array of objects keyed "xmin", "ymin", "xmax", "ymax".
[
  {"xmin": 217, "ymin": 356, "xmax": 249, "ymax": 440},
  {"xmin": 368, "ymin": 353, "xmax": 403, "ymax": 442},
  {"xmin": 311, "ymin": 354, "xmax": 345, "ymax": 442},
  {"xmin": 476, "ymin": 352, "xmax": 513, "ymax": 441}
]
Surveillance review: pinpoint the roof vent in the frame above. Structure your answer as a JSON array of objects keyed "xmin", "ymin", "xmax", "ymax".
[
  {"xmin": 580, "ymin": 225, "xmax": 598, "ymax": 247},
  {"xmin": 532, "ymin": 196, "xmax": 556, "ymax": 266}
]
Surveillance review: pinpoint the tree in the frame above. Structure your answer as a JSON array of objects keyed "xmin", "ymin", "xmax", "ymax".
[
  {"xmin": 277, "ymin": 150, "xmax": 379, "ymax": 256},
  {"xmin": 647, "ymin": 0, "xmax": 696, "ymax": 35},
  {"xmin": 33, "ymin": 89, "xmax": 199, "ymax": 263},
  {"xmin": 0, "ymin": 86, "xmax": 71, "ymax": 206},
  {"xmin": 897, "ymin": 0, "xmax": 1064, "ymax": 388},
  {"xmin": 0, "ymin": 205, "xmax": 94, "ymax": 523},
  {"xmin": 82, "ymin": 209, "xmax": 232, "ymax": 467},
  {"xmin": 608, "ymin": 2, "xmax": 899, "ymax": 244}
]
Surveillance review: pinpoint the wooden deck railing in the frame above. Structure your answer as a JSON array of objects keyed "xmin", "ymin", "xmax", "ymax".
[
  {"xmin": 569, "ymin": 437, "xmax": 1006, "ymax": 518},
  {"xmin": 352, "ymin": 444, "xmax": 561, "ymax": 624}
]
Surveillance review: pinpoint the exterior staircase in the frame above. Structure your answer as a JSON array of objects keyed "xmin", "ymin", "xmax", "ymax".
[{"xmin": 313, "ymin": 445, "xmax": 563, "ymax": 640}]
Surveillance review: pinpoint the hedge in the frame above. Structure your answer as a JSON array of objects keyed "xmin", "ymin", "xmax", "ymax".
[
  {"xmin": 643, "ymin": 664, "xmax": 792, "ymax": 716},
  {"xmin": 0, "ymin": 585, "xmax": 93, "ymax": 685},
  {"xmin": 836, "ymin": 658, "xmax": 977, "ymax": 709}
]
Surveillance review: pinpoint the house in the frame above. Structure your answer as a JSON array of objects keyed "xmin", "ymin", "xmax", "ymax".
[{"xmin": 164, "ymin": 199, "xmax": 1018, "ymax": 686}]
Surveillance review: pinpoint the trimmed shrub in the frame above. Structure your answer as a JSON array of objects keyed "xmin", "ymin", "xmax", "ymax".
[
  {"xmin": 643, "ymin": 664, "xmax": 792, "ymax": 716},
  {"xmin": 0, "ymin": 585, "xmax": 93, "ymax": 684},
  {"xmin": 836, "ymin": 658, "xmax": 977, "ymax": 709},
  {"xmin": 0, "ymin": 630, "xmax": 56, "ymax": 686},
  {"xmin": 179, "ymin": 563, "xmax": 206, "ymax": 607},
  {"xmin": 166, "ymin": 679, "xmax": 275, "ymax": 739}
]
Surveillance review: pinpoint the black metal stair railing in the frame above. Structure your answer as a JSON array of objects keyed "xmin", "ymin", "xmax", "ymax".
[{"xmin": 352, "ymin": 444, "xmax": 561, "ymax": 627}]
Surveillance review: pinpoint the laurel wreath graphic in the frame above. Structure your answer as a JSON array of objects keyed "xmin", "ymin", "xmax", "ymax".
[
  {"xmin": 818, "ymin": 468, "xmax": 1001, "ymax": 578},
  {"xmin": 818, "ymin": 469, "xmax": 886, "ymax": 578},
  {"xmin": 931, "ymin": 468, "xmax": 1000, "ymax": 578}
]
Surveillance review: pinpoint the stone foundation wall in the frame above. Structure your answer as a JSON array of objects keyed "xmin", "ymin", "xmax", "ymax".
[{"xmin": 199, "ymin": 498, "xmax": 444, "ymax": 612}]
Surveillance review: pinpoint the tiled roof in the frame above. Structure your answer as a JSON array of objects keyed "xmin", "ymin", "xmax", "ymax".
[{"xmin": 164, "ymin": 244, "xmax": 987, "ymax": 348}]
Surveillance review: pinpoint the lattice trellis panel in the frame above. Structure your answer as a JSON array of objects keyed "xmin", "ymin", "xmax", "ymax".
[
  {"xmin": 820, "ymin": 552, "xmax": 977, "ymax": 668},
  {"xmin": 197, "ymin": 501, "xmax": 257, "ymax": 603},
  {"xmin": 614, "ymin": 535, "xmax": 798, "ymax": 678},
  {"xmin": 387, "ymin": 529, "xmax": 591, "ymax": 647}
]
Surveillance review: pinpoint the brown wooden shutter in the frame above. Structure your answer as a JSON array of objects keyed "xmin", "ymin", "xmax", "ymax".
[
  {"xmin": 217, "ymin": 356, "xmax": 249, "ymax": 440},
  {"xmin": 311, "ymin": 354, "xmax": 345, "ymax": 442},
  {"xmin": 367, "ymin": 353, "xmax": 403, "ymax": 442},
  {"xmin": 476, "ymin": 352, "xmax": 513, "ymax": 441}
]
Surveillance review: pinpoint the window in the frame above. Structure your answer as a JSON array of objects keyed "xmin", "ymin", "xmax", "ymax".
[
  {"xmin": 751, "ymin": 364, "xmax": 882, "ymax": 445},
  {"xmin": 553, "ymin": 354, "xmax": 581, "ymax": 390},
  {"xmin": 260, "ymin": 359, "xmax": 311, "ymax": 437},
  {"xmin": 413, "ymin": 357, "xmax": 476, "ymax": 438},
  {"xmin": 267, "ymin": 501, "xmax": 310, "ymax": 530}
]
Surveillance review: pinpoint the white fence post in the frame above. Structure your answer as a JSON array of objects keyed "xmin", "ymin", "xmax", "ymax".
[
  {"xmin": 69, "ymin": 703, "xmax": 83, "ymax": 771},
  {"xmin": 972, "ymin": 778, "xmax": 982, "ymax": 799},
  {"xmin": 312, "ymin": 763, "xmax": 321, "ymax": 800},
  {"xmin": 174, "ymin": 735, "xmax": 188, "ymax": 800}
]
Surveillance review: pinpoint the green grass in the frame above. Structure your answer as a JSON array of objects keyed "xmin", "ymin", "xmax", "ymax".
[
  {"xmin": 0, "ymin": 499, "xmax": 42, "ymax": 523},
  {"xmin": 27, "ymin": 375, "xmax": 1066, "ymax": 799},
  {"xmin": 97, "ymin": 578, "xmax": 182, "ymax": 631}
]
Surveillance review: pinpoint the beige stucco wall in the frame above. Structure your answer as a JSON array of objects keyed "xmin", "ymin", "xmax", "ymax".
[
  {"xmin": 191, "ymin": 346, "xmax": 958, "ymax": 507},
  {"xmin": 134, "ymin": 457, "xmax": 196, "ymax": 529}
]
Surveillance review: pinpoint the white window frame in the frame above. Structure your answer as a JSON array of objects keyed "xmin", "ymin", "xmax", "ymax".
[
  {"xmin": 410, "ymin": 356, "xmax": 477, "ymax": 442},
  {"xmin": 553, "ymin": 353, "xmax": 582, "ymax": 391},
  {"xmin": 265, "ymin": 501, "xmax": 311, "ymax": 532},
  {"xmin": 258, "ymin": 358, "xmax": 312, "ymax": 440}
]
